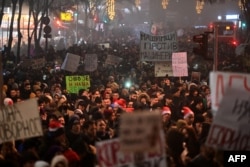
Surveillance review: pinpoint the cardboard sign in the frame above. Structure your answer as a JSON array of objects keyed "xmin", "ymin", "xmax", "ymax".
[
  {"xmin": 61, "ymin": 53, "xmax": 80, "ymax": 72},
  {"xmin": 66, "ymin": 75, "xmax": 90, "ymax": 93},
  {"xmin": 209, "ymin": 71, "xmax": 250, "ymax": 114},
  {"xmin": 172, "ymin": 52, "xmax": 188, "ymax": 77},
  {"xmin": 119, "ymin": 112, "xmax": 162, "ymax": 153},
  {"xmin": 206, "ymin": 88, "xmax": 250, "ymax": 151},
  {"xmin": 98, "ymin": 43, "xmax": 110, "ymax": 49},
  {"xmin": 154, "ymin": 62, "xmax": 173, "ymax": 77},
  {"xmin": 31, "ymin": 58, "xmax": 46, "ymax": 69},
  {"xmin": 84, "ymin": 54, "xmax": 97, "ymax": 72},
  {"xmin": 140, "ymin": 31, "xmax": 178, "ymax": 61},
  {"xmin": 96, "ymin": 132, "xmax": 167, "ymax": 167},
  {"xmin": 105, "ymin": 55, "xmax": 123, "ymax": 66},
  {"xmin": 0, "ymin": 99, "xmax": 43, "ymax": 144}
]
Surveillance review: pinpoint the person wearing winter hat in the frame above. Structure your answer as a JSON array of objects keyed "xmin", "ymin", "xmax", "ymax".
[
  {"xmin": 34, "ymin": 160, "xmax": 50, "ymax": 167},
  {"xmin": 50, "ymin": 155, "xmax": 68, "ymax": 167},
  {"xmin": 162, "ymin": 106, "xmax": 171, "ymax": 116},
  {"xmin": 63, "ymin": 148, "xmax": 80, "ymax": 166},
  {"xmin": 170, "ymin": 86, "xmax": 183, "ymax": 122},
  {"xmin": 39, "ymin": 120, "xmax": 67, "ymax": 162},
  {"xmin": 66, "ymin": 114, "xmax": 82, "ymax": 148},
  {"xmin": 47, "ymin": 120, "xmax": 65, "ymax": 139},
  {"xmin": 182, "ymin": 106, "xmax": 195, "ymax": 127},
  {"xmin": 161, "ymin": 106, "xmax": 174, "ymax": 133},
  {"xmin": 3, "ymin": 97, "xmax": 14, "ymax": 106}
]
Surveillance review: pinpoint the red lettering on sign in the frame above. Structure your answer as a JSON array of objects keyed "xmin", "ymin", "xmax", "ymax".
[
  {"xmin": 215, "ymin": 74, "xmax": 224, "ymax": 108},
  {"xmin": 97, "ymin": 142, "xmax": 113, "ymax": 167},
  {"xmin": 215, "ymin": 74, "xmax": 250, "ymax": 109},
  {"xmin": 110, "ymin": 141, "xmax": 119, "ymax": 164},
  {"xmin": 97, "ymin": 140, "xmax": 133, "ymax": 167},
  {"xmin": 229, "ymin": 75, "xmax": 250, "ymax": 91},
  {"xmin": 207, "ymin": 123, "xmax": 250, "ymax": 150}
]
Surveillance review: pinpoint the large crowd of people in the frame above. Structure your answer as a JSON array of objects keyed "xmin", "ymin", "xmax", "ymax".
[{"xmin": 0, "ymin": 26, "xmax": 224, "ymax": 167}]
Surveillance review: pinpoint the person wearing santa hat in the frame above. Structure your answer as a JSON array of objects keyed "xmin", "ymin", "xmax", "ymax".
[
  {"xmin": 39, "ymin": 121, "xmax": 68, "ymax": 162},
  {"xmin": 161, "ymin": 106, "xmax": 174, "ymax": 133},
  {"xmin": 3, "ymin": 97, "xmax": 14, "ymax": 106},
  {"xmin": 182, "ymin": 106, "xmax": 195, "ymax": 127}
]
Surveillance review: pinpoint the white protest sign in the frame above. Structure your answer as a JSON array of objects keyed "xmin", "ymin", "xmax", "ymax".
[
  {"xmin": 61, "ymin": 53, "xmax": 80, "ymax": 72},
  {"xmin": 209, "ymin": 71, "xmax": 250, "ymax": 114},
  {"xmin": 172, "ymin": 52, "xmax": 188, "ymax": 77},
  {"xmin": 154, "ymin": 62, "xmax": 173, "ymax": 77},
  {"xmin": 140, "ymin": 31, "xmax": 178, "ymax": 61},
  {"xmin": 206, "ymin": 88, "xmax": 250, "ymax": 151},
  {"xmin": 98, "ymin": 43, "xmax": 110, "ymax": 49},
  {"xmin": 0, "ymin": 99, "xmax": 43, "ymax": 144},
  {"xmin": 119, "ymin": 112, "xmax": 162, "ymax": 153},
  {"xmin": 105, "ymin": 55, "xmax": 123, "ymax": 66},
  {"xmin": 96, "ymin": 132, "xmax": 167, "ymax": 167},
  {"xmin": 84, "ymin": 54, "xmax": 97, "ymax": 72}
]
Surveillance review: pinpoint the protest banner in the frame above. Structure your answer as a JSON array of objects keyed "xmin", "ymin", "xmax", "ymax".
[
  {"xmin": 172, "ymin": 52, "xmax": 188, "ymax": 77},
  {"xmin": 96, "ymin": 132, "xmax": 167, "ymax": 167},
  {"xmin": 206, "ymin": 88, "xmax": 250, "ymax": 151},
  {"xmin": 105, "ymin": 55, "xmax": 123, "ymax": 66},
  {"xmin": 0, "ymin": 99, "xmax": 43, "ymax": 144},
  {"xmin": 61, "ymin": 53, "xmax": 80, "ymax": 72},
  {"xmin": 84, "ymin": 54, "xmax": 97, "ymax": 72},
  {"xmin": 31, "ymin": 58, "xmax": 46, "ymax": 69},
  {"xmin": 209, "ymin": 71, "xmax": 250, "ymax": 114},
  {"xmin": 154, "ymin": 62, "xmax": 173, "ymax": 77},
  {"xmin": 140, "ymin": 31, "xmax": 178, "ymax": 61},
  {"xmin": 20, "ymin": 58, "xmax": 46, "ymax": 70},
  {"xmin": 119, "ymin": 112, "xmax": 162, "ymax": 153},
  {"xmin": 66, "ymin": 75, "xmax": 90, "ymax": 93},
  {"xmin": 98, "ymin": 43, "xmax": 110, "ymax": 49}
]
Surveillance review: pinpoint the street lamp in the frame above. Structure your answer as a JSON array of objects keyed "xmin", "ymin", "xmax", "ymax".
[{"xmin": 75, "ymin": 0, "xmax": 79, "ymax": 44}]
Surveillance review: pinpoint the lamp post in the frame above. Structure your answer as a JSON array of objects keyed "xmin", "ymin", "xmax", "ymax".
[
  {"xmin": 45, "ymin": 0, "xmax": 49, "ymax": 51},
  {"xmin": 75, "ymin": 0, "xmax": 79, "ymax": 44},
  {"xmin": 213, "ymin": 25, "xmax": 219, "ymax": 71}
]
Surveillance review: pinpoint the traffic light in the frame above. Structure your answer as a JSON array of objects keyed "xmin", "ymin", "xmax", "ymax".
[
  {"xmin": 93, "ymin": 14, "xmax": 99, "ymax": 23},
  {"xmin": 42, "ymin": 16, "xmax": 52, "ymax": 38},
  {"xmin": 102, "ymin": 15, "xmax": 110, "ymax": 24},
  {"xmin": 193, "ymin": 33, "xmax": 208, "ymax": 58},
  {"xmin": 241, "ymin": 22, "xmax": 246, "ymax": 28}
]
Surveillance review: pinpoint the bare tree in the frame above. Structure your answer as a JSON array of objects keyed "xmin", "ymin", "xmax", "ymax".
[
  {"xmin": 0, "ymin": 0, "xmax": 5, "ymax": 26},
  {"xmin": 26, "ymin": 0, "xmax": 54, "ymax": 57},
  {"xmin": 16, "ymin": 0, "xmax": 24, "ymax": 62},
  {"xmin": 7, "ymin": 0, "xmax": 18, "ymax": 58}
]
